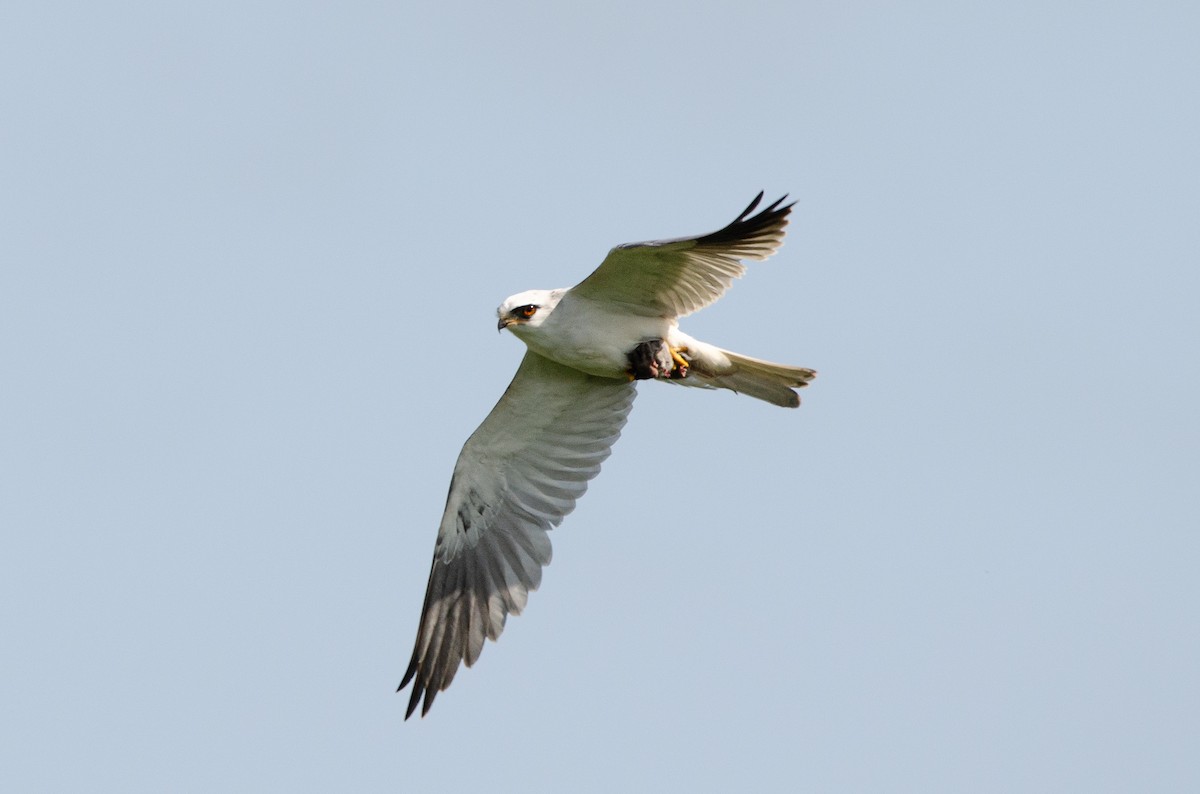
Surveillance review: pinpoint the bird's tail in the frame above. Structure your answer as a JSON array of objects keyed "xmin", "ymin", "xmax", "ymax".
[{"xmin": 675, "ymin": 342, "xmax": 816, "ymax": 408}]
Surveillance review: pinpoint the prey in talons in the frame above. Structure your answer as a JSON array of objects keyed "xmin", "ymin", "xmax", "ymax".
[{"xmin": 626, "ymin": 339, "xmax": 690, "ymax": 380}]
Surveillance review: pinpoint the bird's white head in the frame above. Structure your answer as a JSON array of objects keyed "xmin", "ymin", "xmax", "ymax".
[{"xmin": 496, "ymin": 288, "xmax": 565, "ymax": 336}]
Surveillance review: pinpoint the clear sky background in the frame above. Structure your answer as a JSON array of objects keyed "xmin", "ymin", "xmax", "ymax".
[{"xmin": 2, "ymin": 2, "xmax": 1197, "ymax": 791}]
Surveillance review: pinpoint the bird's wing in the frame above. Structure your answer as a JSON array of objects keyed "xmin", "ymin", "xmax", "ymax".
[
  {"xmin": 398, "ymin": 351, "xmax": 636, "ymax": 718},
  {"xmin": 569, "ymin": 192, "xmax": 793, "ymax": 318}
]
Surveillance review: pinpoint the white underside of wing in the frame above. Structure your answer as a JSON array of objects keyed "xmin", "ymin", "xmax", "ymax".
[
  {"xmin": 400, "ymin": 350, "xmax": 636, "ymax": 717},
  {"xmin": 568, "ymin": 193, "xmax": 792, "ymax": 318}
]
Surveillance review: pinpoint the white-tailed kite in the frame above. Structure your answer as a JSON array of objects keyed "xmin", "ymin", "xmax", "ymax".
[{"xmin": 398, "ymin": 193, "xmax": 816, "ymax": 718}]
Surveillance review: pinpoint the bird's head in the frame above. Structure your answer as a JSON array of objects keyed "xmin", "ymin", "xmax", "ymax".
[{"xmin": 496, "ymin": 289, "xmax": 565, "ymax": 336}]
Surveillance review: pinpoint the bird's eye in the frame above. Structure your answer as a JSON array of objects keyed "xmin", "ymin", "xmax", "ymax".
[{"xmin": 515, "ymin": 305, "xmax": 537, "ymax": 319}]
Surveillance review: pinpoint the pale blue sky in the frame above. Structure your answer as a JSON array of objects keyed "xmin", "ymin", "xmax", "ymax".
[{"xmin": 2, "ymin": 2, "xmax": 1197, "ymax": 791}]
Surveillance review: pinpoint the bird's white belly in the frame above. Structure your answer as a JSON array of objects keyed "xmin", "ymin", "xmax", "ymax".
[{"xmin": 526, "ymin": 297, "xmax": 673, "ymax": 379}]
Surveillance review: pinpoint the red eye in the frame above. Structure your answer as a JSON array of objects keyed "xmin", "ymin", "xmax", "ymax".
[{"xmin": 517, "ymin": 305, "xmax": 537, "ymax": 319}]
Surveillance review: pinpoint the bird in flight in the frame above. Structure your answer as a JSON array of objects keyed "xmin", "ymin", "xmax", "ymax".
[{"xmin": 398, "ymin": 193, "xmax": 816, "ymax": 718}]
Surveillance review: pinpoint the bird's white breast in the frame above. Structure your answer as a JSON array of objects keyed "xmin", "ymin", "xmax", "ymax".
[{"xmin": 517, "ymin": 293, "xmax": 673, "ymax": 379}]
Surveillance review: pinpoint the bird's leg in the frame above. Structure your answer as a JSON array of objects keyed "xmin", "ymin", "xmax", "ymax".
[{"xmin": 668, "ymin": 346, "xmax": 690, "ymax": 380}]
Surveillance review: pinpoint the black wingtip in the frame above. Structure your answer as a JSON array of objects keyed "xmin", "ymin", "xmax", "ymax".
[
  {"xmin": 401, "ymin": 680, "xmax": 424, "ymax": 720},
  {"xmin": 398, "ymin": 654, "xmax": 424, "ymax": 719},
  {"xmin": 696, "ymin": 192, "xmax": 793, "ymax": 248},
  {"xmin": 732, "ymin": 191, "xmax": 793, "ymax": 222},
  {"xmin": 733, "ymin": 191, "xmax": 766, "ymax": 222},
  {"xmin": 399, "ymin": 662, "xmax": 440, "ymax": 720},
  {"xmin": 759, "ymin": 192, "xmax": 793, "ymax": 215}
]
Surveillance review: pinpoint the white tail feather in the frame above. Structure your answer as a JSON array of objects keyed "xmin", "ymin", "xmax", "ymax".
[{"xmin": 670, "ymin": 342, "xmax": 816, "ymax": 408}]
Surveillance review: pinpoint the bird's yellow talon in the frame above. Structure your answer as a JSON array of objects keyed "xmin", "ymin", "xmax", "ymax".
[{"xmin": 670, "ymin": 347, "xmax": 690, "ymax": 370}]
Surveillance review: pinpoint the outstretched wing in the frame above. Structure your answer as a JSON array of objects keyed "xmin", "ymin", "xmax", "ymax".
[
  {"xmin": 398, "ymin": 351, "xmax": 636, "ymax": 718},
  {"xmin": 569, "ymin": 192, "xmax": 793, "ymax": 318}
]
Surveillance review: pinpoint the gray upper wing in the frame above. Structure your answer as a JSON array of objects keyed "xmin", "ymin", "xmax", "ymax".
[
  {"xmin": 568, "ymin": 193, "xmax": 793, "ymax": 318},
  {"xmin": 398, "ymin": 351, "xmax": 636, "ymax": 718}
]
